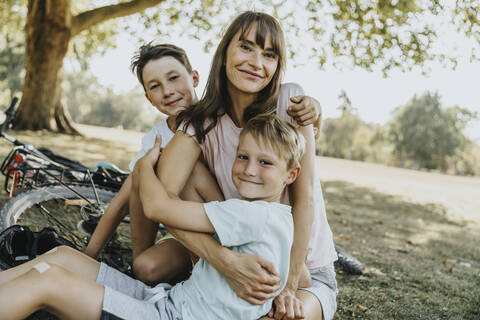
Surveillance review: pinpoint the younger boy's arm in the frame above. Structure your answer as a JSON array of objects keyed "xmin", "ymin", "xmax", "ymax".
[
  {"xmin": 84, "ymin": 175, "xmax": 132, "ymax": 259},
  {"xmin": 134, "ymin": 136, "xmax": 215, "ymax": 234}
]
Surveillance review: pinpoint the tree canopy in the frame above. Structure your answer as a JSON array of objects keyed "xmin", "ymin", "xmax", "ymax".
[
  {"xmin": 388, "ymin": 92, "xmax": 477, "ymax": 170},
  {"xmin": 0, "ymin": 0, "xmax": 479, "ymax": 132}
]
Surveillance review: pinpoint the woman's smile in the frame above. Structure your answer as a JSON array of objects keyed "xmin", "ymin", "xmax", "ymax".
[{"xmin": 239, "ymin": 69, "xmax": 264, "ymax": 79}]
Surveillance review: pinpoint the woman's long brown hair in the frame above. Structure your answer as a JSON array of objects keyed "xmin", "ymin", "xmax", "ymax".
[{"xmin": 176, "ymin": 11, "xmax": 286, "ymax": 144}]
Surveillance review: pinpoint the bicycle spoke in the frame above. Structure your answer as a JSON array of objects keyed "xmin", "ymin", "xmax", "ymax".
[{"xmin": 35, "ymin": 203, "xmax": 86, "ymax": 249}]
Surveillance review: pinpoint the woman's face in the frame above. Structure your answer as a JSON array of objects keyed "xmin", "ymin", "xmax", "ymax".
[{"xmin": 225, "ymin": 23, "xmax": 279, "ymax": 96}]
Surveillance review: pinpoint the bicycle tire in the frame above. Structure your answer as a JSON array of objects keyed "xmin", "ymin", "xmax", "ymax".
[
  {"xmin": 0, "ymin": 185, "xmax": 132, "ymax": 272},
  {"xmin": 334, "ymin": 244, "xmax": 364, "ymax": 275}
]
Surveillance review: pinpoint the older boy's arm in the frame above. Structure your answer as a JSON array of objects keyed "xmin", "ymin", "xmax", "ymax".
[
  {"xmin": 287, "ymin": 95, "xmax": 322, "ymax": 139},
  {"xmin": 270, "ymin": 124, "xmax": 315, "ymax": 319},
  {"xmin": 84, "ymin": 175, "xmax": 132, "ymax": 259}
]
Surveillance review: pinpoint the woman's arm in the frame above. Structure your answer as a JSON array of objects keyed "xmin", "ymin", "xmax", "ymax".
[
  {"xmin": 155, "ymin": 131, "xmax": 280, "ymax": 304},
  {"xmin": 287, "ymin": 124, "xmax": 316, "ymax": 289},
  {"xmin": 270, "ymin": 124, "xmax": 316, "ymax": 319},
  {"xmin": 84, "ymin": 175, "xmax": 132, "ymax": 259}
]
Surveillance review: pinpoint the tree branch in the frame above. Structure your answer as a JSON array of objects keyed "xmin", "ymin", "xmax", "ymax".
[{"xmin": 71, "ymin": 0, "xmax": 164, "ymax": 36}]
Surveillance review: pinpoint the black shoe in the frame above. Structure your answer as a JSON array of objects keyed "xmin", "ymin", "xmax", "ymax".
[{"xmin": 334, "ymin": 245, "xmax": 364, "ymax": 275}]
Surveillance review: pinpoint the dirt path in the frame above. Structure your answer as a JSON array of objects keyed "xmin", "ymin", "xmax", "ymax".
[{"xmin": 316, "ymin": 156, "xmax": 480, "ymax": 224}]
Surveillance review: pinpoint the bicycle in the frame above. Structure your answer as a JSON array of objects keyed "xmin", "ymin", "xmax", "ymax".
[{"xmin": 0, "ymin": 98, "xmax": 132, "ymax": 272}]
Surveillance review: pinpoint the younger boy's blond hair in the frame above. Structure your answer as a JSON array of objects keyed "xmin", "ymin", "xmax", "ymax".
[{"xmin": 240, "ymin": 114, "xmax": 306, "ymax": 169}]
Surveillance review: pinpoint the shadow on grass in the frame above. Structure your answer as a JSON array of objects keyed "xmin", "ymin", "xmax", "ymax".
[{"xmin": 324, "ymin": 180, "xmax": 480, "ymax": 320}]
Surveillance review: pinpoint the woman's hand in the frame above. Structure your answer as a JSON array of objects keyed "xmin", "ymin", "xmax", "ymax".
[
  {"xmin": 267, "ymin": 287, "xmax": 305, "ymax": 320},
  {"xmin": 218, "ymin": 251, "xmax": 281, "ymax": 305}
]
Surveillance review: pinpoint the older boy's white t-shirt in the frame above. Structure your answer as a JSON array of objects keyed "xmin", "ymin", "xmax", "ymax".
[
  {"xmin": 181, "ymin": 83, "xmax": 337, "ymax": 268},
  {"xmin": 128, "ymin": 119, "xmax": 174, "ymax": 171},
  {"xmin": 169, "ymin": 199, "xmax": 293, "ymax": 320}
]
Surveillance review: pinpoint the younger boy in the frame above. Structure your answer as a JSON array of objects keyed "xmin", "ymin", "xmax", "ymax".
[{"xmin": 0, "ymin": 114, "xmax": 308, "ymax": 320}]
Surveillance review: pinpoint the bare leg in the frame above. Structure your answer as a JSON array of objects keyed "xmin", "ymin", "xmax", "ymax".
[
  {"xmin": 181, "ymin": 160, "xmax": 224, "ymax": 202},
  {"xmin": 0, "ymin": 245, "xmax": 100, "ymax": 286},
  {"xmin": 0, "ymin": 263, "xmax": 103, "ymax": 320},
  {"xmin": 132, "ymin": 160, "xmax": 223, "ymax": 284},
  {"xmin": 129, "ymin": 183, "xmax": 159, "ymax": 259},
  {"xmin": 296, "ymin": 290, "xmax": 323, "ymax": 320},
  {"xmin": 133, "ymin": 238, "xmax": 191, "ymax": 286}
]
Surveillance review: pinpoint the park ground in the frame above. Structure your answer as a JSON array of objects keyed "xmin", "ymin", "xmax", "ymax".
[{"xmin": 0, "ymin": 125, "xmax": 479, "ymax": 320}]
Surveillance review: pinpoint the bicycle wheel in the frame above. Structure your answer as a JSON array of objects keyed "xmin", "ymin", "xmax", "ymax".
[{"xmin": 0, "ymin": 185, "xmax": 132, "ymax": 272}]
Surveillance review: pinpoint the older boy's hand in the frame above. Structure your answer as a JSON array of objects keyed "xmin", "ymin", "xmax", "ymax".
[
  {"xmin": 287, "ymin": 96, "xmax": 320, "ymax": 126},
  {"xmin": 287, "ymin": 96, "xmax": 322, "ymax": 139},
  {"xmin": 219, "ymin": 252, "xmax": 280, "ymax": 305},
  {"xmin": 268, "ymin": 287, "xmax": 304, "ymax": 320}
]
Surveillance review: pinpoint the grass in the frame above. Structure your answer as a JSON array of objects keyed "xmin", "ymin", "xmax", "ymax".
[{"xmin": 0, "ymin": 127, "xmax": 479, "ymax": 319}]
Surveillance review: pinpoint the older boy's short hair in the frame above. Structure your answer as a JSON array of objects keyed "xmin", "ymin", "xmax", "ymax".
[
  {"xmin": 130, "ymin": 42, "xmax": 193, "ymax": 91},
  {"xmin": 241, "ymin": 114, "xmax": 306, "ymax": 169}
]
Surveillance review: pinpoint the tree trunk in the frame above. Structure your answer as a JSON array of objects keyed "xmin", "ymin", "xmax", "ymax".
[
  {"xmin": 14, "ymin": 0, "xmax": 165, "ymax": 133},
  {"xmin": 15, "ymin": 0, "xmax": 78, "ymax": 134}
]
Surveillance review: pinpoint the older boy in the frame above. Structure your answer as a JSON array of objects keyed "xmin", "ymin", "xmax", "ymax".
[{"xmin": 84, "ymin": 43, "xmax": 217, "ymax": 284}]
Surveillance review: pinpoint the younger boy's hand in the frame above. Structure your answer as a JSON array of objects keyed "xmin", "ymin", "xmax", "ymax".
[{"xmin": 139, "ymin": 135, "xmax": 163, "ymax": 167}]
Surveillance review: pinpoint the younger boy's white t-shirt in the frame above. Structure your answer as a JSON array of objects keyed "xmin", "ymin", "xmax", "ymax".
[
  {"xmin": 169, "ymin": 199, "xmax": 294, "ymax": 320},
  {"xmin": 129, "ymin": 119, "xmax": 174, "ymax": 171}
]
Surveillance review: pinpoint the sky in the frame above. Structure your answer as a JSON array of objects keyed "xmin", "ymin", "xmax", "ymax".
[{"xmin": 87, "ymin": 34, "xmax": 480, "ymax": 143}]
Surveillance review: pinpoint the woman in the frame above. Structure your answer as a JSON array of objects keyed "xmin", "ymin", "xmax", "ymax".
[{"xmin": 151, "ymin": 11, "xmax": 338, "ymax": 320}]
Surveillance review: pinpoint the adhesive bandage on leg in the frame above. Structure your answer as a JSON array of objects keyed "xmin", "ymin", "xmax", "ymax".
[
  {"xmin": 45, "ymin": 247, "xmax": 58, "ymax": 254},
  {"xmin": 33, "ymin": 262, "xmax": 51, "ymax": 274}
]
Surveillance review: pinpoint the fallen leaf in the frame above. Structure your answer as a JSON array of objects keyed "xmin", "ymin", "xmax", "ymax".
[
  {"xmin": 397, "ymin": 247, "xmax": 409, "ymax": 254},
  {"xmin": 332, "ymin": 209, "xmax": 341, "ymax": 215},
  {"xmin": 395, "ymin": 295, "xmax": 402, "ymax": 300},
  {"xmin": 443, "ymin": 258, "xmax": 458, "ymax": 265},
  {"xmin": 339, "ymin": 234, "xmax": 351, "ymax": 240},
  {"xmin": 356, "ymin": 304, "xmax": 368, "ymax": 312},
  {"xmin": 375, "ymin": 220, "xmax": 384, "ymax": 225}
]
